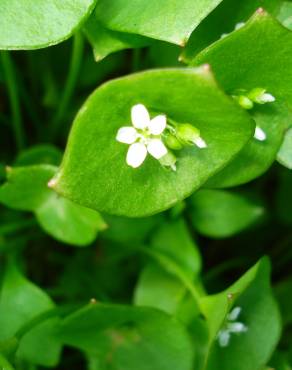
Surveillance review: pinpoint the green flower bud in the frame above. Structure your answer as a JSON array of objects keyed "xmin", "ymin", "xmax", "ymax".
[
  {"xmin": 159, "ymin": 151, "xmax": 177, "ymax": 171},
  {"xmin": 176, "ymin": 124, "xmax": 200, "ymax": 145},
  {"xmin": 247, "ymin": 88, "xmax": 275, "ymax": 104},
  {"xmin": 164, "ymin": 133, "xmax": 183, "ymax": 150},
  {"xmin": 233, "ymin": 95, "xmax": 253, "ymax": 110}
]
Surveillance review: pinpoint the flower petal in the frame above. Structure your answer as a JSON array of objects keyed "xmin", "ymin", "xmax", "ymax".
[
  {"xmin": 116, "ymin": 127, "xmax": 137, "ymax": 144},
  {"xmin": 194, "ymin": 137, "xmax": 207, "ymax": 148},
  {"xmin": 147, "ymin": 139, "xmax": 168, "ymax": 159},
  {"xmin": 126, "ymin": 142, "xmax": 147, "ymax": 168},
  {"xmin": 261, "ymin": 93, "xmax": 275, "ymax": 103},
  {"xmin": 228, "ymin": 307, "xmax": 241, "ymax": 321},
  {"xmin": 254, "ymin": 126, "xmax": 267, "ymax": 141},
  {"xmin": 148, "ymin": 115, "xmax": 167, "ymax": 135},
  {"xmin": 217, "ymin": 330, "xmax": 230, "ymax": 347},
  {"xmin": 131, "ymin": 104, "xmax": 150, "ymax": 129}
]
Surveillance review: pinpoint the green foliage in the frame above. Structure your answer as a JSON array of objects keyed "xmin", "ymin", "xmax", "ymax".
[
  {"xmin": 52, "ymin": 68, "xmax": 253, "ymax": 217},
  {"xmin": 0, "ymin": 165, "xmax": 106, "ymax": 245},
  {"xmin": 0, "ymin": 0, "xmax": 97, "ymax": 49},
  {"xmin": 0, "ymin": 2, "xmax": 291, "ymax": 370}
]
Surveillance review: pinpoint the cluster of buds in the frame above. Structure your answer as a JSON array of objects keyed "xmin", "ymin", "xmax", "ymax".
[
  {"xmin": 116, "ymin": 104, "xmax": 207, "ymax": 171},
  {"xmin": 232, "ymin": 88, "xmax": 276, "ymax": 141}
]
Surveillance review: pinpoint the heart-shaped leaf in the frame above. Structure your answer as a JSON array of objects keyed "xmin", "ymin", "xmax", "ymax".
[
  {"xmin": 191, "ymin": 11, "xmax": 292, "ymax": 187},
  {"xmin": 94, "ymin": 0, "xmax": 224, "ymax": 45},
  {"xmin": 0, "ymin": 0, "xmax": 96, "ymax": 50},
  {"xmin": 52, "ymin": 67, "xmax": 254, "ymax": 217},
  {"xmin": 0, "ymin": 165, "xmax": 106, "ymax": 246}
]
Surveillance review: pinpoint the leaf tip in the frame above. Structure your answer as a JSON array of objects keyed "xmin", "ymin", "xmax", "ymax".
[
  {"xmin": 256, "ymin": 7, "xmax": 266, "ymax": 15},
  {"xmin": 5, "ymin": 166, "xmax": 12, "ymax": 174},
  {"xmin": 89, "ymin": 298, "xmax": 98, "ymax": 304}
]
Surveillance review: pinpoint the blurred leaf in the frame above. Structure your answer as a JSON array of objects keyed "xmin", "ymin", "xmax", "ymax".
[
  {"xmin": 58, "ymin": 303, "xmax": 194, "ymax": 370},
  {"xmin": 191, "ymin": 11, "xmax": 292, "ymax": 187},
  {"xmin": 278, "ymin": 1, "xmax": 292, "ymax": 30},
  {"xmin": 189, "ymin": 189, "xmax": 265, "ymax": 238},
  {"xmin": 274, "ymin": 278, "xmax": 292, "ymax": 326},
  {"xmin": 52, "ymin": 67, "xmax": 254, "ymax": 217},
  {"xmin": 0, "ymin": 261, "xmax": 61, "ymax": 366},
  {"xmin": 94, "ymin": 0, "xmax": 224, "ymax": 45},
  {"xmin": 135, "ymin": 219, "xmax": 202, "ymax": 313},
  {"xmin": 14, "ymin": 144, "xmax": 62, "ymax": 166},
  {"xmin": 0, "ymin": 165, "xmax": 106, "ymax": 246},
  {"xmin": 0, "ymin": 0, "xmax": 97, "ymax": 50},
  {"xmin": 278, "ymin": 128, "xmax": 292, "ymax": 169},
  {"xmin": 0, "ymin": 354, "xmax": 14, "ymax": 370}
]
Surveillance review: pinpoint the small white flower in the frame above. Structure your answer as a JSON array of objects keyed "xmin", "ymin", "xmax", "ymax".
[
  {"xmin": 116, "ymin": 104, "xmax": 168, "ymax": 168},
  {"xmin": 256, "ymin": 92, "xmax": 275, "ymax": 104},
  {"xmin": 217, "ymin": 306, "xmax": 248, "ymax": 348},
  {"xmin": 254, "ymin": 126, "xmax": 267, "ymax": 141}
]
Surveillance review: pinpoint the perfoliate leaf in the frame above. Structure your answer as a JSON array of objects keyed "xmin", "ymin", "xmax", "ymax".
[
  {"xmin": 0, "ymin": 0, "xmax": 97, "ymax": 50},
  {"xmin": 191, "ymin": 11, "xmax": 292, "ymax": 187},
  {"xmin": 52, "ymin": 67, "xmax": 254, "ymax": 217}
]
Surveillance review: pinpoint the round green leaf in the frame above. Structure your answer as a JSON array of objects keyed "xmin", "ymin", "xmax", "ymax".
[
  {"xmin": 191, "ymin": 11, "xmax": 292, "ymax": 187},
  {"xmin": 189, "ymin": 189, "xmax": 265, "ymax": 238},
  {"xmin": 94, "ymin": 0, "xmax": 224, "ymax": 45},
  {"xmin": 52, "ymin": 67, "xmax": 254, "ymax": 217},
  {"xmin": 0, "ymin": 0, "xmax": 96, "ymax": 50},
  {"xmin": 0, "ymin": 165, "xmax": 106, "ymax": 246}
]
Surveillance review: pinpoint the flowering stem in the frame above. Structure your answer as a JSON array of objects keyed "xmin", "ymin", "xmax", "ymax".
[
  {"xmin": 50, "ymin": 33, "xmax": 84, "ymax": 139},
  {"xmin": 0, "ymin": 51, "xmax": 25, "ymax": 151}
]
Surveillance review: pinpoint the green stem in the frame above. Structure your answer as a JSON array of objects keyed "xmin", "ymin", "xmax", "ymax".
[
  {"xmin": 50, "ymin": 33, "xmax": 84, "ymax": 139},
  {"xmin": 1, "ymin": 51, "xmax": 25, "ymax": 151}
]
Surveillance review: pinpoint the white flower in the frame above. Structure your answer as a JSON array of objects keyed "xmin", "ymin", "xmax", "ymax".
[
  {"xmin": 254, "ymin": 126, "xmax": 267, "ymax": 141},
  {"xmin": 116, "ymin": 104, "xmax": 168, "ymax": 168},
  {"xmin": 217, "ymin": 306, "xmax": 248, "ymax": 348}
]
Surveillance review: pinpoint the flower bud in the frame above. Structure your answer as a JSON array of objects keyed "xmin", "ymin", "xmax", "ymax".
[
  {"xmin": 233, "ymin": 95, "xmax": 253, "ymax": 110},
  {"xmin": 164, "ymin": 133, "xmax": 183, "ymax": 150},
  {"xmin": 176, "ymin": 124, "xmax": 200, "ymax": 145},
  {"xmin": 248, "ymin": 88, "xmax": 275, "ymax": 104}
]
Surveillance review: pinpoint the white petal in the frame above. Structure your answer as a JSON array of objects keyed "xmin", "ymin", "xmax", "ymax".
[
  {"xmin": 126, "ymin": 142, "xmax": 147, "ymax": 168},
  {"xmin": 116, "ymin": 127, "xmax": 137, "ymax": 144},
  {"xmin": 217, "ymin": 330, "xmax": 230, "ymax": 347},
  {"xmin": 194, "ymin": 137, "xmax": 207, "ymax": 148},
  {"xmin": 147, "ymin": 139, "xmax": 168, "ymax": 159},
  {"xmin": 131, "ymin": 104, "xmax": 150, "ymax": 129},
  {"xmin": 228, "ymin": 307, "xmax": 241, "ymax": 321},
  {"xmin": 254, "ymin": 126, "xmax": 267, "ymax": 141},
  {"xmin": 148, "ymin": 115, "xmax": 167, "ymax": 135},
  {"xmin": 235, "ymin": 22, "xmax": 245, "ymax": 30},
  {"xmin": 228, "ymin": 322, "xmax": 248, "ymax": 334},
  {"xmin": 261, "ymin": 93, "xmax": 275, "ymax": 103}
]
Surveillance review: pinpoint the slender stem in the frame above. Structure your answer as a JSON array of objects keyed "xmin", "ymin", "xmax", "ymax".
[
  {"xmin": 50, "ymin": 33, "xmax": 84, "ymax": 139},
  {"xmin": 1, "ymin": 51, "xmax": 25, "ymax": 151}
]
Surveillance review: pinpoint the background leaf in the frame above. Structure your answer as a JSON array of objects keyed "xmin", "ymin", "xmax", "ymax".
[{"xmin": 0, "ymin": 0, "xmax": 97, "ymax": 50}]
